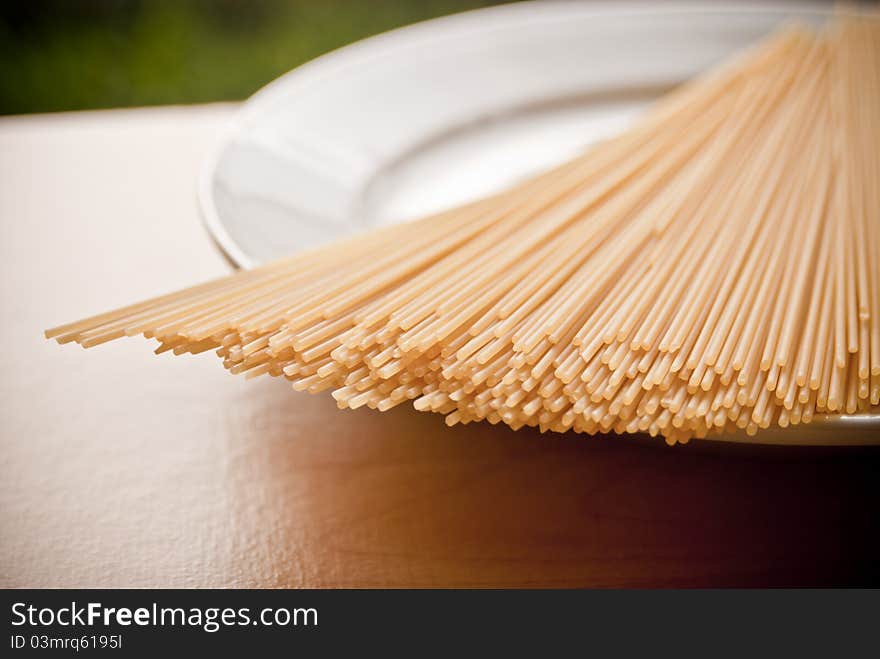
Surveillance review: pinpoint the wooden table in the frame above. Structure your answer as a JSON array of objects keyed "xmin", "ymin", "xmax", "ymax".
[{"xmin": 1, "ymin": 106, "xmax": 877, "ymax": 588}]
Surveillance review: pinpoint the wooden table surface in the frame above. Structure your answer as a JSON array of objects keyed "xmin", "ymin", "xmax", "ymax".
[{"xmin": 1, "ymin": 106, "xmax": 878, "ymax": 588}]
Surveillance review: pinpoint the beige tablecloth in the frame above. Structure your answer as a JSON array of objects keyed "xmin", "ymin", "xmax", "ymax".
[{"xmin": 1, "ymin": 105, "xmax": 877, "ymax": 587}]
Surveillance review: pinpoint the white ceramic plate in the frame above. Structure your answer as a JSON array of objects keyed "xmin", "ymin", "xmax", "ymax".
[{"xmin": 199, "ymin": 1, "xmax": 879, "ymax": 445}]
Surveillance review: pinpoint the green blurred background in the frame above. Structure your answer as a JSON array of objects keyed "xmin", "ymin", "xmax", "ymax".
[{"xmin": 0, "ymin": 0, "xmax": 510, "ymax": 115}]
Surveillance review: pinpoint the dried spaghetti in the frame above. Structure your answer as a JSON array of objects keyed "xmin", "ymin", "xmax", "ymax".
[{"xmin": 46, "ymin": 17, "xmax": 880, "ymax": 444}]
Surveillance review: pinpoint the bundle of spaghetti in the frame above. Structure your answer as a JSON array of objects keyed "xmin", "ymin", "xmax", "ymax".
[{"xmin": 46, "ymin": 16, "xmax": 880, "ymax": 444}]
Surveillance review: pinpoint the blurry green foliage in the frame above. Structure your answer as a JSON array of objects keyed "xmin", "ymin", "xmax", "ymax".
[{"xmin": 0, "ymin": 0, "xmax": 507, "ymax": 115}]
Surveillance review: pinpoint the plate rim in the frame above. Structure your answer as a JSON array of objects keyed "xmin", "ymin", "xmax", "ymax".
[{"xmin": 197, "ymin": 0, "xmax": 839, "ymax": 270}]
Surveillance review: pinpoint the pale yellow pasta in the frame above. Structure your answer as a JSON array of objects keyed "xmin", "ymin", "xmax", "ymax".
[{"xmin": 47, "ymin": 17, "xmax": 880, "ymax": 444}]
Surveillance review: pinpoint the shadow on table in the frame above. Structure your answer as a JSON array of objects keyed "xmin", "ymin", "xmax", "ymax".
[{"xmin": 224, "ymin": 377, "xmax": 880, "ymax": 587}]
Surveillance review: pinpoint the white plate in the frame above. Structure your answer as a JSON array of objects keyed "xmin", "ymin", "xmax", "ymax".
[{"xmin": 199, "ymin": 0, "xmax": 879, "ymax": 445}]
